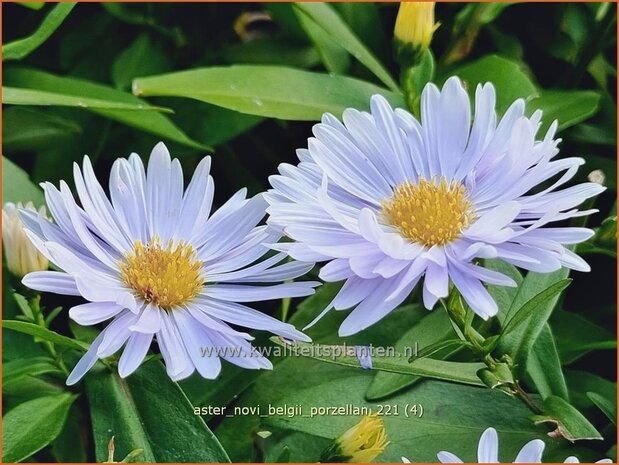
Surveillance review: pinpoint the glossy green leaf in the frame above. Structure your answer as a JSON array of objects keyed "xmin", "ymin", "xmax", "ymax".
[
  {"xmin": 270, "ymin": 337, "xmax": 485, "ymax": 387},
  {"xmin": 2, "ymin": 156, "xmax": 44, "ymax": 206},
  {"xmin": 220, "ymin": 37, "xmax": 320, "ymax": 69},
  {"xmin": 565, "ymin": 370, "xmax": 616, "ymax": 413},
  {"xmin": 3, "ymin": 86, "xmax": 172, "ymax": 112},
  {"xmin": 4, "ymin": 68, "xmax": 208, "ymax": 150},
  {"xmin": 3, "ymin": 3, "xmax": 76, "ymax": 61},
  {"xmin": 293, "ymin": 3, "xmax": 399, "ymax": 91},
  {"xmin": 503, "ymin": 268, "xmax": 570, "ymax": 323},
  {"xmin": 86, "ymin": 361, "xmax": 230, "ymax": 462},
  {"xmin": 533, "ymin": 395, "xmax": 602, "ymax": 442},
  {"xmin": 295, "ymin": 5, "xmax": 351, "ymax": 74},
  {"xmin": 530, "ymin": 90, "xmax": 600, "ymax": 132},
  {"xmin": 526, "ymin": 324, "xmax": 569, "ymax": 400},
  {"xmin": 587, "ymin": 392, "xmax": 617, "ymax": 426},
  {"xmin": 111, "ymin": 33, "xmax": 172, "ymax": 90},
  {"xmin": 447, "ymin": 54, "xmax": 538, "ymax": 114},
  {"xmin": 497, "ymin": 279, "xmax": 571, "ymax": 378},
  {"xmin": 217, "ymin": 357, "xmax": 573, "ymax": 462},
  {"xmin": 2, "ymin": 393, "xmax": 77, "ymax": 462},
  {"xmin": 2, "ymin": 320, "xmax": 89, "ymax": 352},
  {"xmin": 3, "ymin": 356, "xmax": 62, "ymax": 387},
  {"xmin": 552, "ymin": 310, "xmax": 617, "ymax": 364},
  {"xmin": 17, "ymin": 2, "xmax": 45, "ymax": 10},
  {"xmin": 366, "ymin": 308, "xmax": 459, "ymax": 400},
  {"xmin": 133, "ymin": 65, "xmax": 404, "ymax": 121},
  {"xmin": 51, "ymin": 405, "xmax": 87, "ymax": 462},
  {"xmin": 3, "ymin": 107, "xmax": 82, "ymax": 151}
]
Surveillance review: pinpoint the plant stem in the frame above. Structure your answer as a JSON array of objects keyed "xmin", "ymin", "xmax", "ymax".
[
  {"xmin": 31, "ymin": 297, "xmax": 70, "ymax": 375},
  {"xmin": 512, "ymin": 383, "xmax": 543, "ymax": 415},
  {"xmin": 443, "ymin": 292, "xmax": 543, "ymax": 415}
]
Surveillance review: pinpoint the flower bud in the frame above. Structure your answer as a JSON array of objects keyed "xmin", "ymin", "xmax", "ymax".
[
  {"xmin": 2, "ymin": 202, "xmax": 48, "ymax": 277},
  {"xmin": 394, "ymin": 2, "xmax": 439, "ymax": 65},
  {"xmin": 320, "ymin": 414, "xmax": 388, "ymax": 463}
]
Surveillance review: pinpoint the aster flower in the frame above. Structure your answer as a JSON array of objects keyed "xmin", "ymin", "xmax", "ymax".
[
  {"xmin": 2, "ymin": 202, "xmax": 49, "ymax": 277},
  {"xmin": 401, "ymin": 427, "xmax": 612, "ymax": 463},
  {"xmin": 20, "ymin": 142, "xmax": 316, "ymax": 384},
  {"xmin": 266, "ymin": 77, "xmax": 604, "ymax": 336}
]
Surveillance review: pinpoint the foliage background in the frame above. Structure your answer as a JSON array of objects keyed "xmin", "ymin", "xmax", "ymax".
[{"xmin": 2, "ymin": 2, "xmax": 617, "ymax": 463}]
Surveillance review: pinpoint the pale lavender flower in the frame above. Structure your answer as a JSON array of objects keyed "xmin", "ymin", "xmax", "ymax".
[
  {"xmin": 402, "ymin": 427, "xmax": 612, "ymax": 463},
  {"xmin": 21, "ymin": 143, "xmax": 316, "ymax": 384},
  {"xmin": 266, "ymin": 77, "xmax": 603, "ymax": 336}
]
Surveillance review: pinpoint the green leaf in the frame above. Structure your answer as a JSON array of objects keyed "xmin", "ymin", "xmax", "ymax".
[
  {"xmin": 529, "ymin": 90, "xmax": 601, "ymax": 132},
  {"xmin": 220, "ymin": 37, "xmax": 320, "ymax": 69},
  {"xmin": 484, "ymin": 259, "xmax": 524, "ymax": 319},
  {"xmin": 3, "ymin": 3, "xmax": 76, "ymax": 61},
  {"xmin": 51, "ymin": 405, "xmax": 87, "ymax": 462},
  {"xmin": 447, "ymin": 54, "xmax": 538, "ymax": 114},
  {"xmin": 270, "ymin": 337, "xmax": 485, "ymax": 387},
  {"xmin": 293, "ymin": 3, "xmax": 399, "ymax": 91},
  {"xmin": 565, "ymin": 370, "xmax": 616, "ymax": 413},
  {"xmin": 526, "ymin": 324, "xmax": 569, "ymax": 401},
  {"xmin": 3, "ymin": 107, "xmax": 82, "ymax": 151},
  {"xmin": 217, "ymin": 357, "xmax": 573, "ymax": 462},
  {"xmin": 4, "ymin": 68, "xmax": 209, "ymax": 150},
  {"xmin": 3, "ymin": 356, "xmax": 62, "ymax": 387},
  {"xmin": 2, "ymin": 320, "xmax": 89, "ymax": 352},
  {"xmin": 486, "ymin": 263, "xmax": 569, "ymax": 400},
  {"xmin": 552, "ymin": 310, "xmax": 617, "ymax": 364},
  {"xmin": 3, "ymin": 86, "xmax": 173, "ymax": 112},
  {"xmin": 295, "ymin": 5, "xmax": 351, "ymax": 74},
  {"xmin": 17, "ymin": 2, "xmax": 45, "ymax": 10},
  {"xmin": 86, "ymin": 361, "xmax": 230, "ymax": 462},
  {"xmin": 503, "ymin": 268, "xmax": 570, "ymax": 324},
  {"xmin": 532, "ymin": 395, "xmax": 603, "ymax": 442},
  {"xmin": 111, "ymin": 33, "xmax": 172, "ymax": 90},
  {"xmin": 366, "ymin": 308, "xmax": 459, "ymax": 400},
  {"xmin": 2, "ymin": 156, "xmax": 44, "ymax": 206},
  {"xmin": 496, "ymin": 279, "xmax": 571, "ymax": 377},
  {"xmin": 2, "ymin": 393, "xmax": 77, "ymax": 462},
  {"xmin": 179, "ymin": 365, "xmax": 260, "ymax": 422},
  {"xmin": 133, "ymin": 65, "xmax": 404, "ymax": 121},
  {"xmin": 587, "ymin": 392, "xmax": 617, "ymax": 426}
]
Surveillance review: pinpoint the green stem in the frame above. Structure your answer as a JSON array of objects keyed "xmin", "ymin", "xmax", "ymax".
[
  {"xmin": 31, "ymin": 297, "xmax": 69, "ymax": 375},
  {"xmin": 443, "ymin": 292, "xmax": 542, "ymax": 415}
]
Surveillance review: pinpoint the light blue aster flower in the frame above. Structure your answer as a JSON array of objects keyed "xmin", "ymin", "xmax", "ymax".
[
  {"xmin": 21, "ymin": 142, "xmax": 317, "ymax": 384},
  {"xmin": 266, "ymin": 77, "xmax": 604, "ymax": 336},
  {"xmin": 401, "ymin": 427, "xmax": 612, "ymax": 463}
]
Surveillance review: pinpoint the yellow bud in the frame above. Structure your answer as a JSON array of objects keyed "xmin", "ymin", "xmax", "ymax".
[
  {"xmin": 321, "ymin": 414, "xmax": 389, "ymax": 463},
  {"xmin": 394, "ymin": 2, "xmax": 439, "ymax": 67},
  {"xmin": 2, "ymin": 202, "xmax": 49, "ymax": 278}
]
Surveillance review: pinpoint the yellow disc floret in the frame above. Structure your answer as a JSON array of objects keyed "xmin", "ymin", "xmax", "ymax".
[
  {"xmin": 382, "ymin": 176, "xmax": 476, "ymax": 247},
  {"xmin": 120, "ymin": 236, "xmax": 204, "ymax": 310}
]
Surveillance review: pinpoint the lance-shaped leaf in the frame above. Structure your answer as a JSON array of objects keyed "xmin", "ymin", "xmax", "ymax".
[
  {"xmin": 293, "ymin": 3, "xmax": 399, "ymax": 91},
  {"xmin": 4, "ymin": 68, "xmax": 208, "ymax": 150},
  {"xmin": 3, "ymin": 3, "xmax": 76, "ymax": 61},
  {"xmin": 133, "ymin": 65, "xmax": 404, "ymax": 121},
  {"xmin": 86, "ymin": 361, "xmax": 230, "ymax": 462},
  {"xmin": 3, "ymin": 320, "xmax": 89, "ymax": 352},
  {"xmin": 2, "ymin": 393, "xmax": 77, "ymax": 462},
  {"xmin": 496, "ymin": 279, "xmax": 571, "ymax": 378},
  {"xmin": 270, "ymin": 337, "xmax": 484, "ymax": 387},
  {"xmin": 532, "ymin": 395, "xmax": 603, "ymax": 442}
]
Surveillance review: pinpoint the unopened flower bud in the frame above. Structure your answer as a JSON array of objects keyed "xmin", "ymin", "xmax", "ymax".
[
  {"xmin": 394, "ymin": 2, "xmax": 439, "ymax": 65},
  {"xmin": 2, "ymin": 202, "xmax": 48, "ymax": 278}
]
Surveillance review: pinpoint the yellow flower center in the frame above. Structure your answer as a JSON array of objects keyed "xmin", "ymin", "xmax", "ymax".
[
  {"xmin": 382, "ymin": 176, "xmax": 476, "ymax": 247},
  {"xmin": 338, "ymin": 415, "xmax": 389, "ymax": 463},
  {"xmin": 119, "ymin": 237, "xmax": 204, "ymax": 310}
]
